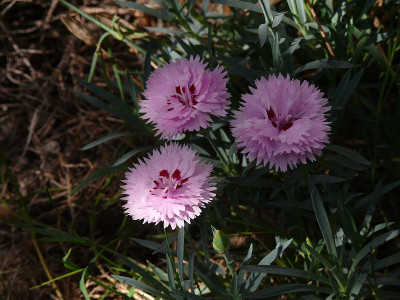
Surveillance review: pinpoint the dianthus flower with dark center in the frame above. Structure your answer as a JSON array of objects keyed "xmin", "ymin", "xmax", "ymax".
[
  {"xmin": 121, "ymin": 143, "xmax": 216, "ymax": 229},
  {"xmin": 141, "ymin": 56, "xmax": 230, "ymax": 139},
  {"xmin": 231, "ymin": 74, "xmax": 331, "ymax": 172}
]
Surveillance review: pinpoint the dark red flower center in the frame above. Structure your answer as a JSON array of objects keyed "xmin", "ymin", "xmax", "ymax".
[
  {"xmin": 266, "ymin": 107, "xmax": 300, "ymax": 132},
  {"xmin": 150, "ymin": 169, "xmax": 189, "ymax": 198},
  {"xmin": 167, "ymin": 84, "xmax": 198, "ymax": 111}
]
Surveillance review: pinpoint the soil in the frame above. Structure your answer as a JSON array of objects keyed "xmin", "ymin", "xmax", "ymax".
[{"xmin": 0, "ymin": 0, "xmax": 151, "ymax": 298}]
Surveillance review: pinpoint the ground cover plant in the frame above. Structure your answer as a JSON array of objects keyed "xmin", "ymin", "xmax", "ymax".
[{"xmin": 1, "ymin": 0, "xmax": 399, "ymax": 299}]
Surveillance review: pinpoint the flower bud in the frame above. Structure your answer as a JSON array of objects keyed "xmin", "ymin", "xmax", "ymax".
[{"xmin": 212, "ymin": 230, "xmax": 230, "ymax": 254}]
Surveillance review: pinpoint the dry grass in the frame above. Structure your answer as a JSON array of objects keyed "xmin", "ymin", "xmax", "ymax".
[{"xmin": 0, "ymin": 0, "xmax": 151, "ymax": 298}]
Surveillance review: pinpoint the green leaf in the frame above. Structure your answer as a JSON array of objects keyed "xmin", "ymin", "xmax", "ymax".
[
  {"xmin": 77, "ymin": 91, "xmax": 148, "ymax": 131},
  {"xmin": 77, "ymin": 78, "xmax": 129, "ymax": 109},
  {"xmin": 351, "ymin": 229, "xmax": 399, "ymax": 271},
  {"xmin": 80, "ymin": 267, "xmax": 90, "ymax": 300},
  {"xmin": 221, "ymin": 177, "xmax": 282, "ymax": 189},
  {"xmin": 237, "ymin": 244, "xmax": 253, "ymax": 294},
  {"xmin": 114, "ymin": 0, "xmax": 168, "ymax": 20},
  {"xmin": 188, "ymin": 246, "xmax": 195, "ymax": 293},
  {"xmin": 71, "ymin": 164, "xmax": 127, "ymax": 194},
  {"xmin": 127, "ymin": 74, "xmax": 140, "ymax": 109},
  {"xmin": 171, "ymin": 289, "xmax": 207, "ymax": 299},
  {"xmin": 331, "ymin": 69, "xmax": 364, "ymax": 110},
  {"xmin": 112, "ymin": 145, "xmax": 154, "ymax": 166},
  {"xmin": 327, "ymin": 145, "xmax": 370, "ymax": 166},
  {"xmin": 295, "ymin": 0, "xmax": 307, "ymax": 24},
  {"xmin": 272, "ymin": 13, "xmax": 285, "ymax": 28},
  {"xmin": 374, "ymin": 253, "xmax": 400, "ymax": 270},
  {"xmin": 309, "ymin": 176, "xmax": 337, "ymax": 257},
  {"xmin": 353, "ymin": 0, "xmax": 376, "ymax": 22},
  {"xmin": 193, "ymin": 260, "xmax": 226, "ymax": 296},
  {"xmin": 211, "ymin": 0, "xmax": 262, "ymax": 13},
  {"xmin": 131, "ymin": 236, "xmax": 178, "ymax": 255},
  {"xmin": 241, "ymin": 265, "xmax": 330, "ymax": 284},
  {"xmin": 293, "ymin": 59, "xmax": 352, "ymax": 75},
  {"xmin": 258, "ymin": 23, "xmax": 269, "ymax": 46},
  {"xmin": 112, "ymin": 275, "xmax": 166, "ymax": 298},
  {"xmin": 177, "ymin": 227, "xmax": 185, "ymax": 284},
  {"xmin": 247, "ymin": 284, "xmax": 331, "ymax": 298},
  {"xmin": 246, "ymin": 240, "xmax": 292, "ymax": 293},
  {"xmin": 116, "ymin": 253, "xmax": 171, "ymax": 294},
  {"xmin": 143, "ymin": 48, "xmax": 152, "ymax": 88},
  {"xmin": 166, "ymin": 254, "xmax": 176, "ymax": 290},
  {"xmin": 303, "ymin": 244, "xmax": 333, "ymax": 269},
  {"xmin": 80, "ymin": 132, "xmax": 138, "ymax": 150}
]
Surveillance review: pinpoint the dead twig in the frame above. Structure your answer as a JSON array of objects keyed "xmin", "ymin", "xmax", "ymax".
[{"xmin": 305, "ymin": 0, "xmax": 336, "ymax": 59}]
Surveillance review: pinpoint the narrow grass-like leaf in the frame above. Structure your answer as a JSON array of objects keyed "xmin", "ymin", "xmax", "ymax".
[
  {"xmin": 112, "ymin": 145, "xmax": 154, "ymax": 166},
  {"xmin": 112, "ymin": 275, "xmax": 166, "ymax": 298},
  {"xmin": 106, "ymin": 42, "xmax": 125, "ymax": 101},
  {"xmin": 144, "ymin": 26, "xmax": 183, "ymax": 36},
  {"xmin": 374, "ymin": 253, "xmax": 400, "ymax": 271},
  {"xmin": 351, "ymin": 229, "xmax": 399, "ymax": 271},
  {"xmin": 132, "ymin": 238, "xmax": 161, "ymax": 252},
  {"xmin": 166, "ymin": 254, "xmax": 176, "ymax": 290},
  {"xmin": 153, "ymin": 234, "xmax": 178, "ymax": 255},
  {"xmin": 366, "ymin": 222, "xmax": 395, "ymax": 238},
  {"xmin": 189, "ymin": 245, "xmax": 194, "ymax": 293},
  {"xmin": 246, "ymin": 239, "xmax": 292, "ymax": 293},
  {"xmin": 349, "ymin": 268, "xmax": 369, "ymax": 299},
  {"xmin": 77, "ymin": 75, "xmax": 130, "ymax": 111},
  {"xmin": 88, "ymin": 32, "xmax": 110, "ymax": 82},
  {"xmin": 331, "ymin": 69, "xmax": 351, "ymax": 106},
  {"xmin": 80, "ymin": 132, "xmax": 138, "ymax": 150},
  {"xmin": 247, "ymin": 283, "xmax": 331, "ymax": 298},
  {"xmin": 272, "ymin": 13, "xmax": 285, "ymax": 28},
  {"xmin": 114, "ymin": 0, "xmax": 167, "ymax": 20},
  {"xmin": 116, "ymin": 253, "xmax": 171, "ymax": 295},
  {"xmin": 77, "ymin": 91, "xmax": 148, "ymax": 131},
  {"xmin": 259, "ymin": 0, "xmax": 273, "ymax": 23},
  {"xmin": 199, "ymin": 221, "xmax": 210, "ymax": 262},
  {"xmin": 237, "ymin": 243, "xmax": 253, "ymax": 293},
  {"xmin": 310, "ymin": 175, "xmax": 345, "ymax": 184},
  {"xmin": 303, "ymin": 244, "xmax": 333, "ymax": 269},
  {"xmin": 171, "ymin": 289, "xmax": 207, "ymax": 299},
  {"xmin": 295, "ymin": 0, "xmax": 307, "ymax": 24},
  {"xmin": 327, "ymin": 144, "xmax": 370, "ymax": 165},
  {"xmin": 258, "ymin": 23, "xmax": 269, "ymax": 46},
  {"xmin": 177, "ymin": 227, "xmax": 185, "ymax": 284},
  {"xmin": 175, "ymin": 36, "xmax": 195, "ymax": 56},
  {"xmin": 147, "ymin": 261, "xmax": 169, "ymax": 283},
  {"xmin": 143, "ymin": 48, "xmax": 152, "ymax": 88},
  {"xmin": 293, "ymin": 59, "xmax": 352, "ymax": 75},
  {"xmin": 71, "ymin": 164, "xmax": 127, "ymax": 194},
  {"xmin": 212, "ymin": 0, "xmax": 262, "ymax": 13},
  {"xmin": 126, "ymin": 73, "xmax": 140, "ymax": 109},
  {"xmin": 241, "ymin": 265, "xmax": 330, "ymax": 284},
  {"xmin": 333, "ymin": 69, "xmax": 364, "ymax": 109},
  {"xmin": 222, "ymin": 177, "xmax": 282, "ymax": 189},
  {"xmin": 353, "ymin": 0, "xmax": 376, "ymax": 22},
  {"xmin": 193, "ymin": 260, "xmax": 226, "ymax": 296},
  {"xmin": 309, "ymin": 176, "xmax": 337, "ymax": 257},
  {"xmin": 230, "ymin": 270, "xmax": 238, "ymax": 296},
  {"xmin": 80, "ymin": 267, "xmax": 90, "ymax": 300}
]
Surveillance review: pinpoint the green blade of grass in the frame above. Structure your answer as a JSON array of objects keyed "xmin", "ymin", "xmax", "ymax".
[{"xmin": 308, "ymin": 176, "xmax": 337, "ymax": 257}]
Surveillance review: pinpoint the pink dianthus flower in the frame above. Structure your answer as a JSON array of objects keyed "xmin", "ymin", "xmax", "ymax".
[
  {"xmin": 231, "ymin": 74, "xmax": 330, "ymax": 172},
  {"xmin": 121, "ymin": 143, "xmax": 216, "ymax": 229},
  {"xmin": 141, "ymin": 56, "xmax": 230, "ymax": 139}
]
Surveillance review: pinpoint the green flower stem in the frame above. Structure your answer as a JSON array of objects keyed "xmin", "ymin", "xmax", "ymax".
[
  {"xmin": 223, "ymin": 251, "xmax": 234, "ymax": 276},
  {"xmin": 163, "ymin": 227, "xmax": 184, "ymax": 291}
]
